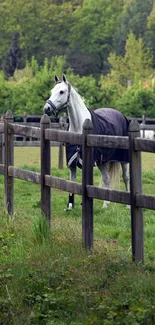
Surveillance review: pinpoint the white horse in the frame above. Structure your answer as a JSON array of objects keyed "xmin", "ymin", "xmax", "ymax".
[{"xmin": 44, "ymin": 75, "xmax": 129, "ymax": 209}]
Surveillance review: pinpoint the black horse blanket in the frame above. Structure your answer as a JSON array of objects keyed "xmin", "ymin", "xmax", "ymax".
[{"xmin": 66, "ymin": 108, "xmax": 129, "ymax": 169}]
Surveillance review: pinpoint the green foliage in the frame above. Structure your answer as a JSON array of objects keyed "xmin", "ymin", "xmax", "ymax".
[
  {"xmin": 0, "ymin": 56, "xmax": 103, "ymax": 114},
  {"xmin": 1, "ymin": 56, "xmax": 67, "ymax": 115},
  {"xmin": 115, "ymin": 86, "xmax": 155, "ymax": 117},
  {"xmin": 108, "ymin": 33, "xmax": 153, "ymax": 86},
  {"xmin": 29, "ymin": 56, "xmax": 39, "ymax": 76},
  {"xmin": 69, "ymin": 0, "xmax": 123, "ymax": 73},
  {"xmin": 114, "ymin": 0, "xmax": 153, "ymax": 55},
  {"xmin": 2, "ymin": 32, "xmax": 23, "ymax": 79},
  {"xmin": 0, "ymin": 0, "xmax": 155, "ymax": 77},
  {"xmin": 0, "ymin": 0, "xmax": 80, "ymax": 72},
  {"xmin": 99, "ymin": 76, "xmax": 122, "ymax": 108},
  {"xmin": 0, "ymin": 47, "xmax": 155, "ymax": 118},
  {"xmin": 32, "ymin": 215, "xmax": 51, "ymax": 245},
  {"xmin": 1, "ymin": 54, "xmax": 155, "ymax": 118},
  {"xmin": 0, "ymin": 72, "xmax": 12, "ymax": 113},
  {"xmin": 147, "ymin": 5, "xmax": 155, "ymax": 30},
  {"xmin": 1, "ymin": 208, "xmax": 155, "ymax": 324}
]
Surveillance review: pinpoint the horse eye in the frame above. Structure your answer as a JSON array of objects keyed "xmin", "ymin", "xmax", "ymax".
[{"xmin": 60, "ymin": 90, "xmax": 64, "ymax": 94}]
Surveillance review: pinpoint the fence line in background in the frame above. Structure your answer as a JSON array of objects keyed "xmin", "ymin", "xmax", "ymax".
[{"xmin": 0, "ymin": 111, "xmax": 155, "ymax": 263}]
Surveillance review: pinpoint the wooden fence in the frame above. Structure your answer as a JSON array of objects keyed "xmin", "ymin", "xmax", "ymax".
[
  {"xmin": 0, "ymin": 113, "xmax": 154, "ymax": 169},
  {"xmin": 0, "ymin": 110, "xmax": 155, "ymax": 263},
  {"xmin": 0, "ymin": 114, "xmax": 68, "ymax": 169}
]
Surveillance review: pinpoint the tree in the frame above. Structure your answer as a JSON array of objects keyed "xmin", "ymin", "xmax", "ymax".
[
  {"xmin": 146, "ymin": 3, "xmax": 155, "ymax": 68},
  {"xmin": 116, "ymin": 87, "xmax": 155, "ymax": 117},
  {"xmin": 2, "ymin": 32, "xmax": 23, "ymax": 78},
  {"xmin": 0, "ymin": 0, "xmax": 154, "ymax": 77},
  {"xmin": 0, "ymin": 71, "xmax": 12, "ymax": 114},
  {"xmin": 69, "ymin": 0, "xmax": 123, "ymax": 75},
  {"xmin": 147, "ymin": 3, "xmax": 155, "ymax": 29},
  {"xmin": 113, "ymin": 0, "xmax": 153, "ymax": 56},
  {"xmin": 108, "ymin": 33, "xmax": 153, "ymax": 86}
]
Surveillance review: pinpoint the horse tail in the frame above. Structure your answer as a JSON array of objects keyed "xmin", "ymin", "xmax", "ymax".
[{"xmin": 109, "ymin": 162, "xmax": 120, "ymax": 189}]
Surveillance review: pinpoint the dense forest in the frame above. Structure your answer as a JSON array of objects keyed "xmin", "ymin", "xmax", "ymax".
[{"xmin": 0, "ymin": 0, "xmax": 155, "ymax": 117}]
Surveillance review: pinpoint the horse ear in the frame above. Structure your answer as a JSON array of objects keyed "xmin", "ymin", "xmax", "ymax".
[
  {"xmin": 55, "ymin": 75, "xmax": 59, "ymax": 83},
  {"xmin": 62, "ymin": 74, "xmax": 67, "ymax": 83}
]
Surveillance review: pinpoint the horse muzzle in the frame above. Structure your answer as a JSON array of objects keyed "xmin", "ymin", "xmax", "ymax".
[
  {"xmin": 44, "ymin": 99, "xmax": 57, "ymax": 116},
  {"xmin": 44, "ymin": 104, "xmax": 53, "ymax": 116}
]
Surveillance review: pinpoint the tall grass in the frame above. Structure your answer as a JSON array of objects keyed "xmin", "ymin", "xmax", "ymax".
[{"xmin": 0, "ymin": 148, "xmax": 155, "ymax": 324}]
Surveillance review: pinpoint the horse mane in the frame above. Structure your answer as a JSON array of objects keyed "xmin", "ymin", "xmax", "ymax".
[
  {"xmin": 72, "ymin": 86, "xmax": 85, "ymax": 102},
  {"xmin": 55, "ymin": 79, "xmax": 85, "ymax": 103}
]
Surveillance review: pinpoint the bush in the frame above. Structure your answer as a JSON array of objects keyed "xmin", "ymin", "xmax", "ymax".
[
  {"xmin": 116, "ymin": 87, "xmax": 155, "ymax": 117},
  {"xmin": 0, "ymin": 72, "xmax": 12, "ymax": 114},
  {"xmin": 0, "ymin": 57, "xmax": 101, "ymax": 115},
  {"xmin": 1, "ymin": 55, "xmax": 155, "ymax": 118},
  {"xmin": 0, "ymin": 56, "xmax": 67, "ymax": 115},
  {"xmin": 99, "ymin": 80, "xmax": 122, "ymax": 109}
]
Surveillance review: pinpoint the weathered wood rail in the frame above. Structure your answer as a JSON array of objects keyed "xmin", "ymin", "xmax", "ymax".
[
  {"xmin": 0, "ymin": 113, "xmax": 154, "ymax": 169},
  {"xmin": 0, "ymin": 111, "xmax": 155, "ymax": 263},
  {"xmin": 0, "ymin": 115, "xmax": 67, "ymax": 169}
]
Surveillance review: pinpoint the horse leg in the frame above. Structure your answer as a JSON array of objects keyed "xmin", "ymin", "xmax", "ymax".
[
  {"xmin": 98, "ymin": 163, "xmax": 110, "ymax": 208},
  {"xmin": 121, "ymin": 162, "xmax": 130, "ymax": 208},
  {"xmin": 66, "ymin": 166, "xmax": 76, "ymax": 210},
  {"xmin": 121, "ymin": 163, "xmax": 129, "ymax": 191}
]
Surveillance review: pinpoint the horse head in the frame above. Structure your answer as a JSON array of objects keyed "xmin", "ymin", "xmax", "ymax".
[{"xmin": 44, "ymin": 74, "xmax": 71, "ymax": 116}]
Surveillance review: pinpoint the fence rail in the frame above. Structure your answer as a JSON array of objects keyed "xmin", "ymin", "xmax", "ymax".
[
  {"xmin": 0, "ymin": 111, "xmax": 155, "ymax": 262},
  {"xmin": 0, "ymin": 117, "xmax": 66, "ymax": 167},
  {"xmin": 1, "ymin": 113, "xmax": 154, "ymax": 169},
  {"xmin": 1, "ymin": 113, "xmax": 155, "ymax": 142}
]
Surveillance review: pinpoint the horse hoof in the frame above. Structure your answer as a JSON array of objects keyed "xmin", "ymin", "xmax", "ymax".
[
  {"xmin": 64, "ymin": 203, "xmax": 73, "ymax": 211},
  {"xmin": 68, "ymin": 203, "xmax": 73, "ymax": 209},
  {"xmin": 103, "ymin": 201, "xmax": 110, "ymax": 208}
]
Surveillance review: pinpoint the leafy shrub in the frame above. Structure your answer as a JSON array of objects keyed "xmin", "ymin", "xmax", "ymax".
[
  {"xmin": 99, "ymin": 78, "xmax": 122, "ymax": 109},
  {"xmin": 116, "ymin": 87, "xmax": 155, "ymax": 117},
  {"xmin": 1, "ymin": 55, "xmax": 155, "ymax": 118},
  {"xmin": 0, "ymin": 72, "xmax": 12, "ymax": 114}
]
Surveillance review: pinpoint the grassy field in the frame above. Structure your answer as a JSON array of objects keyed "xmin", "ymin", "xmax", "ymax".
[
  {"xmin": 14, "ymin": 146, "xmax": 155, "ymax": 171},
  {"xmin": 1, "ymin": 147, "xmax": 155, "ymax": 324}
]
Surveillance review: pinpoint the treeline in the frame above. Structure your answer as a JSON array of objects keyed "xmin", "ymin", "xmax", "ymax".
[
  {"xmin": 1, "ymin": 55, "xmax": 155, "ymax": 117},
  {"xmin": 0, "ymin": 0, "xmax": 155, "ymax": 117},
  {"xmin": 0, "ymin": 0, "xmax": 154, "ymax": 76}
]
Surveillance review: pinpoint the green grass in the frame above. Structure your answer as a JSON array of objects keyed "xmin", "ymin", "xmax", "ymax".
[
  {"xmin": 14, "ymin": 147, "xmax": 155, "ymax": 171},
  {"xmin": 1, "ymin": 148, "xmax": 155, "ymax": 324}
]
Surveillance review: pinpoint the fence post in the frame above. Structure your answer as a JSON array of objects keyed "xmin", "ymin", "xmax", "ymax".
[
  {"xmin": 4, "ymin": 110, "xmax": 14, "ymax": 217},
  {"xmin": 142, "ymin": 114, "xmax": 145, "ymax": 138},
  {"xmin": 58, "ymin": 116, "xmax": 65, "ymax": 169},
  {"xmin": 40, "ymin": 114, "xmax": 51, "ymax": 224},
  {"xmin": 129, "ymin": 119, "xmax": 144, "ymax": 262},
  {"xmin": 0, "ymin": 116, "xmax": 4, "ymax": 165},
  {"xmin": 0, "ymin": 117, "xmax": 3, "ymax": 164},
  {"xmin": 82, "ymin": 119, "xmax": 94, "ymax": 249},
  {"xmin": 23, "ymin": 111, "xmax": 27, "ymax": 142},
  {"xmin": 0, "ymin": 133, "xmax": 2, "ymax": 165}
]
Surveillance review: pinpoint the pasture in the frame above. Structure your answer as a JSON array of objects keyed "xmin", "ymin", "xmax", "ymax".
[{"xmin": 1, "ymin": 147, "xmax": 155, "ymax": 324}]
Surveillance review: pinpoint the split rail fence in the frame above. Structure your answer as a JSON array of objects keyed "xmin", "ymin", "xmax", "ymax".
[
  {"xmin": 0, "ymin": 114, "xmax": 68, "ymax": 169},
  {"xmin": 0, "ymin": 113, "xmax": 154, "ymax": 169},
  {"xmin": 0, "ymin": 110, "xmax": 155, "ymax": 263}
]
